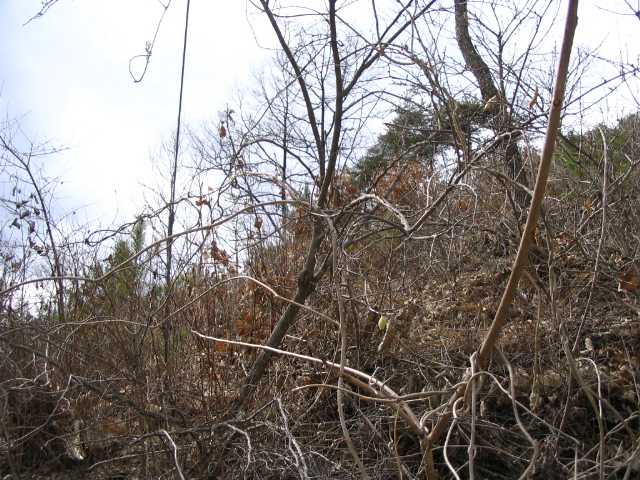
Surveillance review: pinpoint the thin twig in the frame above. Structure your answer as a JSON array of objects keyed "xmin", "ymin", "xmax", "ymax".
[
  {"xmin": 159, "ymin": 429, "xmax": 186, "ymax": 480},
  {"xmin": 327, "ymin": 216, "xmax": 369, "ymax": 479}
]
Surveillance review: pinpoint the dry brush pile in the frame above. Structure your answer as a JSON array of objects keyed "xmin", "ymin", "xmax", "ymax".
[
  {"xmin": 2, "ymin": 1, "xmax": 640, "ymax": 479},
  {"xmin": 3, "ymin": 120, "xmax": 640, "ymax": 478}
]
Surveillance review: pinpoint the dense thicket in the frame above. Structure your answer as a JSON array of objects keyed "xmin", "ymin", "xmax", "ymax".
[{"xmin": 2, "ymin": 1, "xmax": 640, "ymax": 479}]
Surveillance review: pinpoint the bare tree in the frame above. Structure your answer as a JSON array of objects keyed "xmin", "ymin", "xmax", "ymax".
[
  {"xmin": 198, "ymin": 0, "xmax": 440, "ymax": 400},
  {"xmin": 0, "ymin": 116, "xmax": 68, "ymax": 322}
]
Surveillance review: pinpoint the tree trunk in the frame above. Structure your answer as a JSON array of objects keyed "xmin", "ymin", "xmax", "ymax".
[
  {"xmin": 235, "ymin": 222, "xmax": 325, "ymax": 406},
  {"xmin": 236, "ymin": 270, "xmax": 317, "ymax": 402},
  {"xmin": 454, "ymin": 0, "xmax": 529, "ymax": 215}
]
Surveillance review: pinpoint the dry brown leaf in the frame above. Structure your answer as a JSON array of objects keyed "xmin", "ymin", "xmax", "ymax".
[
  {"xmin": 484, "ymin": 94, "xmax": 500, "ymax": 112},
  {"xmin": 585, "ymin": 195, "xmax": 593, "ymax": 215},
  {"xmin": 529, "ymin": 85, "xmax": 539, "ymax": 109},
  {"xmin": 619, "ymin": 269, "xmax": 639, "ymax": 292}
]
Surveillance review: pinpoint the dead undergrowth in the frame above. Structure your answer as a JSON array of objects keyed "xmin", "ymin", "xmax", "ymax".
[{"xmin": 3, "ymin": 228, "xmax": 640, "ymax": 479}]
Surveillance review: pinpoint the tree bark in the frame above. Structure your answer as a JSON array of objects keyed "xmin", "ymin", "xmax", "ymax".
[
  {"xmin": 237, "ymin": 260, "xmax": 319, "ymax": 403},
  {"xmin": 454, "ymin": 0, "xmax": 498, "ymax": 101},
  {"xmin": 454, "ymin": 0, "xmax": 529, "ymax": 214}
]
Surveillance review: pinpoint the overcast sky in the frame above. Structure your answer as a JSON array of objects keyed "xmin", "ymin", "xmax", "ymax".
[
  {"xmin": 1, "ymin": 1, "xmax": 639, "ymax": 226},
  {"xmin": 0, "ymin": 0, "xmax": 274, "ymax": 223}
]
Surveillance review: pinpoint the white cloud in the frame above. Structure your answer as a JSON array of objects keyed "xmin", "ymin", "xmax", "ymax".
[{"xmin": 1, "ymin": 0, "xmax": 273, "ymax": 221}]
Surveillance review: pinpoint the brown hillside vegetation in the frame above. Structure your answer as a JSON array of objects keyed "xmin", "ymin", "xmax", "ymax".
[{"xmin": 2, "ymin": 1, "xmax": 640, "ymax": 479}]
